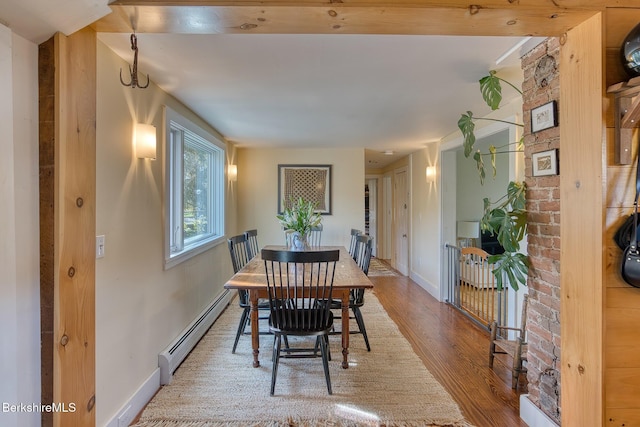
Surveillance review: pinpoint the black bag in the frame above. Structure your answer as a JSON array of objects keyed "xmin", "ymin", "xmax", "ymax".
[
  {"xmin": 614, "ymin": 213, "xmax": 640, "ymax": 250},
  {"xmin": 618, "ymin": 144, "xmax": 640, "ymax": 288},
  {"xmin": 622, "ymin": 242, "xmax": 640, "ymax": 288}
]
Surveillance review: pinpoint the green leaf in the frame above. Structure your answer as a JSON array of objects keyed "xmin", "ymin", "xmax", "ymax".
[
  {"xmin": 458, "ymin": 112, "xmax": 476, "ymax": 157},
  {"xmin": 479, "ymin": 70, "xmax": 502, "ymax": 110},
  {"xmin": 489, "ymin": 145, "xmax": 497, "ymax": 178},
  {"xmin": 473, "ymin": 151, "xmax": 485, "ymax": 184},
  {"xmin": 488, "ymin": 252, "xmax": 529, "ymax": 291}
]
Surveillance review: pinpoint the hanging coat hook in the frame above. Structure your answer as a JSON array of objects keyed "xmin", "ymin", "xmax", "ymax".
[{"xmin": 120, "ymin": 33, "xmax": 150, "ymax": 89}]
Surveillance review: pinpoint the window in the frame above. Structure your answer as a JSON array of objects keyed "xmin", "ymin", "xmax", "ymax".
[{"xmin": 164, "ymin": 106, "xmax": 225, "ymax": 269}]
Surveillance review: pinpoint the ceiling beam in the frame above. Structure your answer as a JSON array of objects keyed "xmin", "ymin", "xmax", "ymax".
[{"xmin": 92, "ymin": 1, "xmax": 606, "ymax": 36}]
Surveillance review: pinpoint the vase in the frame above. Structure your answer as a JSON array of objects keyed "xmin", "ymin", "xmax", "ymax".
[
  {"xmin": 621, "ymin": 22, "xmax": 640, "ymax": 78},
  {"xmin": 291, "ymin": 231, "xmax": 308, "ymax": 251}
]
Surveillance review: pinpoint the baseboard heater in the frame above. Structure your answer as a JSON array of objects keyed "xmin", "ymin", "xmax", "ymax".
[{"xmin": 159, "ymin": 289, "xmax": 234, "ymax": 385}]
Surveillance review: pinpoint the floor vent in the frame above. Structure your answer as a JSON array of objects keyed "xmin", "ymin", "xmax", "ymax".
[{"xmin": 159, "ymin": 289, "xmax": 234, "ymax": 385}]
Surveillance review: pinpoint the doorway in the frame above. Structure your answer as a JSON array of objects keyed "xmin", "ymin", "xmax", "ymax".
[{"xmin": 394, "ymin": 167, "xmax": 409, "ymax": 275}]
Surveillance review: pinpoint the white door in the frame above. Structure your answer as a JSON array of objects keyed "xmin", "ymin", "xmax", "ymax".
[
  {"xmin": 394, "ymin": 168, "xmax": 409, "ymax": 275},
  {"xmin": 367, "ymin": 178, "xmax": 377, "ymax": 257},
  {"xmin": 382, "ymin": 175, "xmax": 392, "ymax": 259}
]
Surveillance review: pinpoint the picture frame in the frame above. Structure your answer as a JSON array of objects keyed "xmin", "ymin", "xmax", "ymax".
[
  {"xmin": 532, "ymin": 149, "xmax": 559, "ymax": 177},
  {"xmin": 278, "ymin": 164, "xmax": 332, "ymax": 215},
  {"xmin": 531, "ymin": 100, "xmax": 558, "ymax": 133}
]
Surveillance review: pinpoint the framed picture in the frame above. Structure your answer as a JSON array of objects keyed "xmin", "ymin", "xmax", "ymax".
[
  {"xmin": 278, "ymin": 164, "xmax": 332, "ymax": 215},
  {"xmin": 532, "ymin": 149, "xmax": 559, "ymax": 177},
  {"xmin": 531, "ymin": 100, "xmax": 558, "ymax": 133}
]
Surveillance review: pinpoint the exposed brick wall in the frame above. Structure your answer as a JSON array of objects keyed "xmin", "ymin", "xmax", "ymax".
[{"xmin": 522, "ymin": 38, "xmax": 562, "ymax": 423}]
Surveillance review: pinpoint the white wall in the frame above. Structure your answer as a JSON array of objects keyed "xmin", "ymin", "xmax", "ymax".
[
  {"xmin": 409, "ymin": 143, "xmax": 442, "ymax": 299},
  {"xmin": 237, "ymin": 147, "xmax": 365, "ymax": 248},
  {"xmin": 95, "ymin": 40, "xmax": 238, "ymax": 426},
  {"xmin": 0, "ymin": 25, "xmax": 41, "ymax": 427},
  {"xmin": 456, "ymin": 128, "xmax": 510, "ymax": 223}
]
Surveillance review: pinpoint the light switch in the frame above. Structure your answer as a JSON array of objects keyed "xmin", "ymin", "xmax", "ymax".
[{"xmin": 96, "ymin": 235, "xmax": 105, "ymax": 258}]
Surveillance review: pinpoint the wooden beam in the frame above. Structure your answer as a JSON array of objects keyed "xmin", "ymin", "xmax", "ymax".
[
  {"xmin": 559, "ymin": 12, "xmax": 604, "ymax": 427},
  {"xmin": 53, "ymin": 27, "xmax": 96, "ymax": 427},
  {"xmin": 92, "ymin": 3, "xmax": 599, "ymax": 36}
]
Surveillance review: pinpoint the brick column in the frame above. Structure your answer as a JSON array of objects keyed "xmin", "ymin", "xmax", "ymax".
[{"xmin": 522, "ymin": 38, "xmax": 562, "ymax": 423}]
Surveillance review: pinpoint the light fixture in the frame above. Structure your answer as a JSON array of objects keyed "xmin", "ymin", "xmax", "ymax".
[
  {"xmin": 227, "ymin": 164, "xmax": 238, "ymax": 181},
  {"xmin": 383, "ymin": 150, "xmax": 394, "ymax": 156},
  {"xmin": 135, "ymin": 123, "xmax": 156, "ymax": 159},
  {"xmin": 425, "ymin": 166, "xmax": 436, "ymax": 181},
  {"xmin": 457, "ymin": 221, "xmax": 480, "ymax": 248}
]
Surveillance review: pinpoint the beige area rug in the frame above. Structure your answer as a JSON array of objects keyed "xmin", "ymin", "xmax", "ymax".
[
  {"xmin": 132, "ymin": 293, "xmax": 473, "ymax": 427},
  {"xmin": 368, "ymin": 258, "xmax": 400, "ymax": 277}
]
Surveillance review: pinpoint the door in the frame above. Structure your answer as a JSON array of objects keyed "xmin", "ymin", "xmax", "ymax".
[
  {"xmin": 367, "ymin": 178, "xmax": 377, "ymax": 257},
  {"xmin": 394, "ymin": 167, "xmax": 409, "ymax": 275}
]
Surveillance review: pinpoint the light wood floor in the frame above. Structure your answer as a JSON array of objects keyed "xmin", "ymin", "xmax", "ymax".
[{"xmin": 370, "ymin": 271, "xmax": 528, "ymax": 427}]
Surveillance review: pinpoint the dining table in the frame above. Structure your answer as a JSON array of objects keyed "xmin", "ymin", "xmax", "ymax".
[{"xmin": 223, "ymin": 245, "xmax": 374, "ymax": 369}]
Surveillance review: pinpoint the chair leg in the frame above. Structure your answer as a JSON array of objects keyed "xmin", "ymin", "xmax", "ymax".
[
  {"xmin": 319, "ymin": 334, "xmax": 332, "ymax": 395},
  {"xmin": 353, "ymin": 307, "xmax": 371, "ymax": 351},
  {"xmin": 232, "ymin": 308, "xmax": 250, "ymax": 353},
  {"xmin": 488, "ymin": 322, "xmax": 497, "ymax": 367},
  {"xmin": 512, "ymin": 340, "xmax": 524, "ymax": 389},
  {"xmin": 270, "ymin": 334, "xmax": 282, "ymax": 396}
]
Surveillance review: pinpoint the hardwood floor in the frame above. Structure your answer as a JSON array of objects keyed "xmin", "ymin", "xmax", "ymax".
[{"xmin": 370, "ymin": 272, "xmax": 528, "ymax": 427}]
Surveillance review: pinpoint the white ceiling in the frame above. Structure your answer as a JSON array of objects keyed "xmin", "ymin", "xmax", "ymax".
[{"xmin": 2, "ymin": 0, "xmax": 537, "ymax": 168}]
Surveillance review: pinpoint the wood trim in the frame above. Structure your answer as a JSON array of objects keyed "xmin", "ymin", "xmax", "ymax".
[
  {"xmin": 92, "ymin": 4, "xmax": 598, "ymax": 36},
  {"xmin": 53, "ymin": 28, "xmax": 96, "ymax": 427},
  {"xmin": 559, "ymin": 12, "xmax": 604, "ymax": 426}
]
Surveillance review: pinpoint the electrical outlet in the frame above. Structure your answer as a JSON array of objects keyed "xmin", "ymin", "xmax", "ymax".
[{"xmin": 96, "ymin": 235, "xmax": 105, "ymax": 259}]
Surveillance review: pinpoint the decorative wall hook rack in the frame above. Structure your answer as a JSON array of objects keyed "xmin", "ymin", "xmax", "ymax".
[
  {"xmin": 120, "ymin": 33, "xmax": 150, "ymax": 89},
  {"xmin": 608, "ymin": 77, "xmax": 640, "ymax": 164}
]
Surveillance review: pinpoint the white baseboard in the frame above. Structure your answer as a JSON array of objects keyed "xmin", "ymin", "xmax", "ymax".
[
  {"xmin": 520, "ymin": 394, "xmax": 560, "ymax": 427},
  {"xmin": 105, "ymin": 368, "xmax": 160, "ymax": 427},
  {"xmin": 409, "ymin": 271, "xmax": 440, "ymax": 301}
]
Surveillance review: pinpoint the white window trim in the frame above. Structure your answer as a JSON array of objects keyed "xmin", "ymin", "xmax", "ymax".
[{"xmin": 163, "ymin": 105, "xmax": 226, "ymax": 270}]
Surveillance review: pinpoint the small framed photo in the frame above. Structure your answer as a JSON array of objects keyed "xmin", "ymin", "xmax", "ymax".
[
  {"xmin": 531, "ymin": 100, "xmax": 558, "ymax": 133},
  {"xmin": 532, "ymin": 149, "xmax": 559, "ymax": 177}
]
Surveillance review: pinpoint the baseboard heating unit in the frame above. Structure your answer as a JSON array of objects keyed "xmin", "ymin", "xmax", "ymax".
[{"xmin": 159, "ymin": 289, "xmax": 234, "ymax": 385}]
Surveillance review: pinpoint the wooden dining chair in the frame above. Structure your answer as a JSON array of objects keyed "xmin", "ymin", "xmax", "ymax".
[
  {"xmin": 327, "ymin": 234, "xmax": 373, "ymax": 351},
  {"xmin": 308, "ymin": 224, "xmax": 323, "ymax": 247},
  {"xmin": 262, "ymin": 248, "xmax": 339, "ymax": 395},
  {"xmin": 489, "ymin": 294, "xmax": 529, "ymax": 389},
  {"xmin": 227, "ymin": 234, "xmax": 270, "ymax": 353},
  {"xmin": 244, "ymin": 228, "xmax": 260, "ymax": 259},
  {"xmin": 348, "ymin": 228, "xmax": 363, "ymax": 259}
]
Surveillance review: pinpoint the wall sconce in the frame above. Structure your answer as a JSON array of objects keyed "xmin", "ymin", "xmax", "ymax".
[
  {"xmin": 425, "ymin": 166, "xmax": 436, "ymax": 181},
  {"xmin": 227, "ymin": 164, "xmax": 238, "ymax": 181},
  {"xmin": 135, "ymin": 123, "xmax": 156, "ymax": 159}
]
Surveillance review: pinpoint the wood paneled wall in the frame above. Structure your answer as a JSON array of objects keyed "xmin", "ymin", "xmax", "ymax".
[
  {"xmin": 559, "ymin": 14, "xmax": 604, "ymax": 426},
  {"xmin": 604, "ymin": 8, "xmax": 640, "ymax": 427},
  {"xmin": 42, "ymin": 28, "xmax": 97, "ymax": 427}
]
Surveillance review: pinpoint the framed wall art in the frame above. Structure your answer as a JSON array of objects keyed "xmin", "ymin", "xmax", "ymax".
[
  {"xmin": 278, "ymin": 164, "xmax": 332, "ymax": 215},
  {"xmin": 532, "ymin": 148, "xmax": 559, "ymax": 177},
  {"xmin": 531, "ymin": 100, "xmax": 558, "ymax": 133}
]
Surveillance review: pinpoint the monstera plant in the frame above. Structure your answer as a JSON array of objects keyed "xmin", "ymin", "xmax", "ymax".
[
  {"xmin": 458, "ymin": 70, "xmax": 525, "ymax": 184},
  {"xmin": 458, "ymin": 70, "xmax": 529, "ymax": 291}
]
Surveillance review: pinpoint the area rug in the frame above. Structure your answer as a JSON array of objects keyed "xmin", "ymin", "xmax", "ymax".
[
  {"xmin": 368, "ymin": 258, "xmax": 400, "ymax": 277},
  {"xmin": 132, "ymin": 293, "xmax": 472, "ymax": 427}
]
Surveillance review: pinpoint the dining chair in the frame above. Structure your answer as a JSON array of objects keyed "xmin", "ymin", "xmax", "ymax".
[
  {"xmin": 327, "ymin": 234, "xmax": 373, "ymax": 351},
  {"xmin": 308, "ymin": 224, "xmax": 323, "ymax": 247},
  {"xmin": 244, "ymin": 228, "xmax": 260, "ymax": 259},
  {"xmin": 262, "ymin": 248, "xmax": 339, "ymax": 395},
  {"xmin": 227, "ymin": 234, "xmax": 270, "ymax": 353},
  {"xmin": 348, "ymin": 228, "xmax": 363, "ymax": 259}
]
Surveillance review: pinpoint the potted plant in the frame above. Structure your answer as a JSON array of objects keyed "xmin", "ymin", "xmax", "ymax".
[
  {"xmin": 458, "ymin": 70, "xmax": 529, "ymax": 291},
  {"xmin": 276, "ymin": 197, "xmax": 322, "ymax": 250}
]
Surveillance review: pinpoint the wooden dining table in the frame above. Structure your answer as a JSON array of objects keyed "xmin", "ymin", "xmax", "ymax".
[{"xmin": 223, "ymin": 245, "xmax": 373, "ymax": 369}]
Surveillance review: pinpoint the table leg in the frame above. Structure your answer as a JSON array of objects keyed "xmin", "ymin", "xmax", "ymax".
[
  {"xmin": 341, "ymin": 290, "xmax": 350, "ymax": 369},
  {"xmin": 250, "ymin": 290, "xmax": 260, "ymax": 367}
]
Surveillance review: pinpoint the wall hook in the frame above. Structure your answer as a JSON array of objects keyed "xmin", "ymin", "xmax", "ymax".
[{"xmin": 120, "ymin": 33, "xmax": 150, "ymax": 89}]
